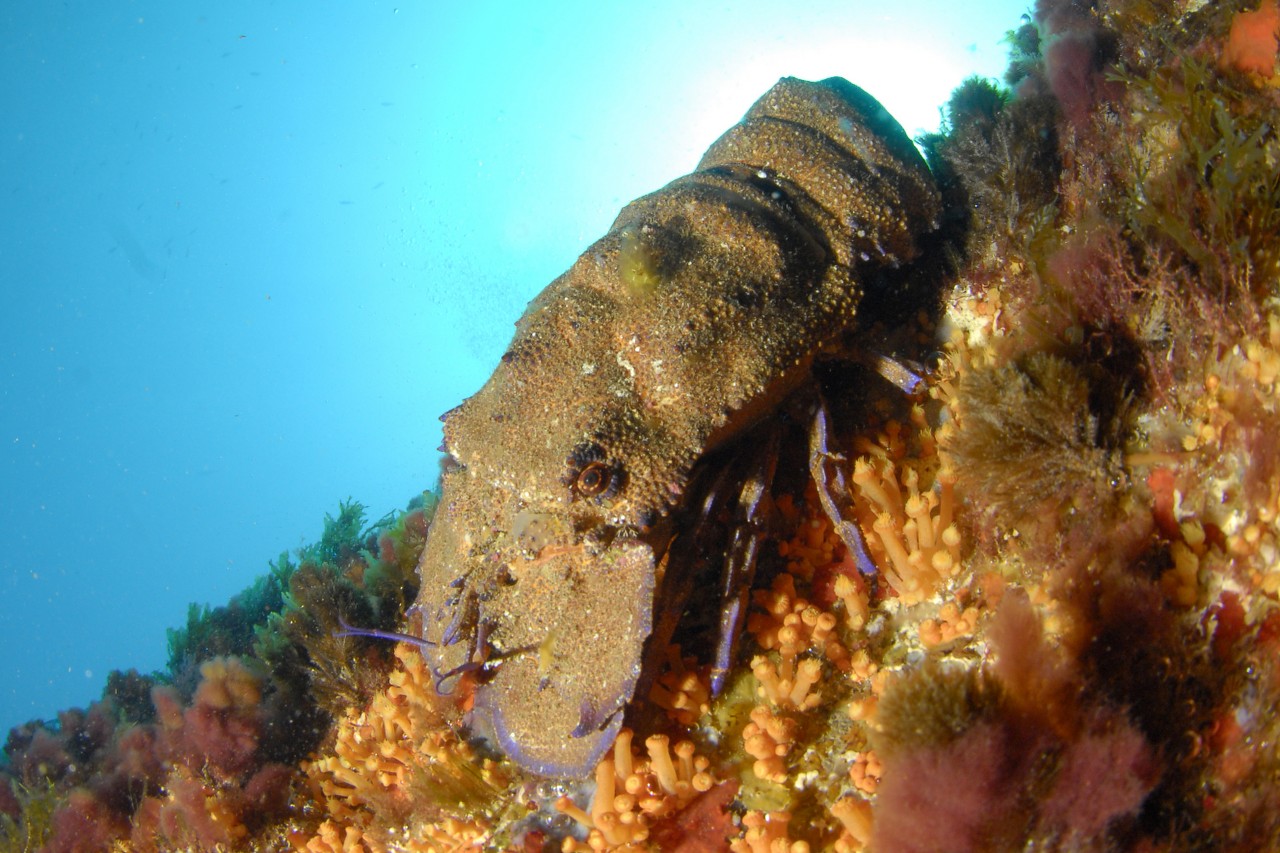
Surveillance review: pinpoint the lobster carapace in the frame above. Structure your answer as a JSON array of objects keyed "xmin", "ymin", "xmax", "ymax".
[{"xmin": 413, "ymin": 76, "xmax": 941, "ymax": 775}]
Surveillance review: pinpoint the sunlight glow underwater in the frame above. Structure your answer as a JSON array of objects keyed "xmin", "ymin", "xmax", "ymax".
[{"xmin": 0, "ymin": 0, "xmax": 1026, "ymax": 729}]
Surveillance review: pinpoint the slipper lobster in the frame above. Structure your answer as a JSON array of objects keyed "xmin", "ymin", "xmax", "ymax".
[{"xmin": 413, "ymin": 76, "xmax": 941, "ymax": 776}]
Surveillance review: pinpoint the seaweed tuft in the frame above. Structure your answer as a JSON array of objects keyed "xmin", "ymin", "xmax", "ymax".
[
  {"xmin": 943, "ymin": 351, "xmax": 1127, "ymax": 528},
  {"xmin": 873, "ymin": 659, "xmax": 999, "ymax": 758},
  {"xmin": 1121, "ymin": 56, "xmax": 1280, "ymax": 318},
  {"xmin": 0, "ymin": 778, "xmax": 59, "ymax": 853}
]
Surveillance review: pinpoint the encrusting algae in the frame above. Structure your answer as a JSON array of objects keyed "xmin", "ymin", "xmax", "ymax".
[{"xmin": 7, "ymin": 1, "xmax": 1280, "ymax": 850}]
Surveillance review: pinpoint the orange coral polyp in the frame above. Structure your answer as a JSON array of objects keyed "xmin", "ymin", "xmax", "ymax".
[
  {"xmin": 852, "ymin": 459, "xmax": 895, "ymax": 514},
  {"xmin": 299, "ymin": 645, "xmax": 507, "ymax": 850},
  {"xmin": 749, "ymin": 572, "xmax": 851, "ymax": 671},
  {"xmin": 834, "ymin": 574, "xmax": 871, "ymax": 629},
  {"xmin": 731, "ymin": 810, "xmax": 811, "ymax": 853},
  {"xmin": 906, "ymin": 494, "xmax": 934, "ymax": 549},
  {"xmin": 874, "ymin": 512, "xmax": 915, "ymax": 583},
  {"xmin": 646, "ymin": 734, "xmax": 679, "ymax": 795},
  {"xmin": 559, "ymin": 727, "xmax": 716, "ymax": 851},
  {"xmin": 593, "ymin": 759, "xmax": 616, "ymax": 824},
  {"xmin": 751, "ymin": 655, "xmax": 823, "ymax": 711},
  {"xmin": 849, "ymin": 750, "xmax": 883, "ymax": 794},
  {"xmin": 830, "ymin": 795, "xmax": 874, "ymax": 851},
  {"xmin": 743, "ymin": 705, "xmax": 797, "ymax": 782},
  {"xmin": 649, "ymin": 648, "xmax": 712, "ymax": 726},
  {"xmin": 847, "ymin": 421, "xmax": 962, "ymax": 604},
  {"xmin": 790, "ymin": 659, "xmax": 823, "ymax": 707}
]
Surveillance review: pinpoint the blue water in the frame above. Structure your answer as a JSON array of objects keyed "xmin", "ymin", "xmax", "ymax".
[{"xmin": 0, "ymin": 1, "xmax": 1023, "ymax": 731}]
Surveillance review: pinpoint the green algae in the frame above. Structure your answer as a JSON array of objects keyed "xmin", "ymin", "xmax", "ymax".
[
  {"xmin": 1121, "ymin": 57, "xmax": 1280, "ymax": 310},
  {"xmin": 0, "ymin": 778, "xmax": 58, "ymax": 853}
]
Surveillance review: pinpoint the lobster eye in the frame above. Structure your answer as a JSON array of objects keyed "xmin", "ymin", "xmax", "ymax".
[{"xmin": 575, "ymin": 461, "xmax": 612, "ymax": 497}]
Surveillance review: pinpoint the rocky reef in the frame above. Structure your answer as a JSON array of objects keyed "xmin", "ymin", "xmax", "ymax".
[{"xmin": 6, "ymin": 0, "xmax": 1280, "ymax": 850}]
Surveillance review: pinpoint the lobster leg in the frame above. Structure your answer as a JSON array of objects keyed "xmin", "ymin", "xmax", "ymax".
[
  {"xmin": 709, "ymin": 427, "xmax": 781, "ymax": 694},
  {"xmin": 809, "ymin": 399, "xmax": 879, "ymax": 577}
]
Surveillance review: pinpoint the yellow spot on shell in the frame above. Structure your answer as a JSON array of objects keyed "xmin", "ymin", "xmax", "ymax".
[{"xmin": 619, "ymin": 226, "xmax": 663, "ymax": 297}]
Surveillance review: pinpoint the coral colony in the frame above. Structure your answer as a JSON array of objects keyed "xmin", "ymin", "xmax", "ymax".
[{"xmin": 6, "ymin": 2, "xmax": 1280, "ymax": 850}]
